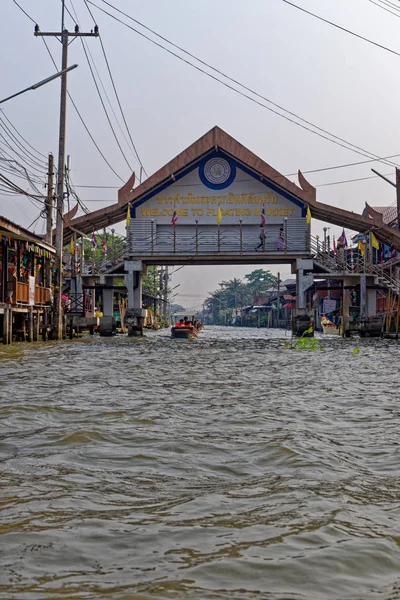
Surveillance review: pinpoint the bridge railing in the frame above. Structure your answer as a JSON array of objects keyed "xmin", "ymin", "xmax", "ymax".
[
  {"xmin": 310, "ymin": 235, "xmax": 400, "ymax": 292},
  {"xmin": 127, "ymin": 220, "xmax": 309, "ymax": 255}
]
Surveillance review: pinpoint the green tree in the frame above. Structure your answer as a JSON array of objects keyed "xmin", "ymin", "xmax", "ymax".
[
  {"xmin": 82, "ymin": 232, "xmax": 125, "ymax": 266},
  {"xmin": 244, "ymin": 269, "xmax": 279, "ymax": 297},
  {"xmin": 220, "ymin": 278, "xmax": 251, "ymax": 308}
]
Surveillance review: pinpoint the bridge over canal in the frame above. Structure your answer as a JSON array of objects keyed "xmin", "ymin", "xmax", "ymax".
[{"xmin": 64, "ymin": 127, "xmax": 400, "ymax": 336}]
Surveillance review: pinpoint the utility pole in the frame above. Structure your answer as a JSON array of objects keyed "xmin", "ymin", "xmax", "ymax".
[
  {"xmin": 396, "ymin": 169, "xmax": 400, "ymax": 230},
  {"xmin": 45, "ymin": 153, "xmax": 54, "ymax": 245},
  {"xmin": 35, "ymin": 5, "xmax": 98, "ymax": 339}
]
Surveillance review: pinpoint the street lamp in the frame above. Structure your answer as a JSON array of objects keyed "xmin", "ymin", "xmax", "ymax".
[{"xmin": 0, "ymin": 65, "xmax": 78, "ymax": 105}]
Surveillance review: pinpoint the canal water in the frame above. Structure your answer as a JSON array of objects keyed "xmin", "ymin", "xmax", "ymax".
[{"xmin": 1, "ymin": 327, "xmax": 400, "ymax": 600}]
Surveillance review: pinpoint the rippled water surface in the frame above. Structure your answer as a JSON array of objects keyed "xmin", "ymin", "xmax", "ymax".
[{"xmin": 1, "ymin": 327, "xmax": 400, "ymax": 600}]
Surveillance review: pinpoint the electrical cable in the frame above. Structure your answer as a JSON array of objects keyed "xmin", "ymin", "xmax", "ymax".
[
  {"xmin": 40, "ymin": 36, "xmax": 125, "ymax": 182},
  {"xmin": 11, "ymin": 0, "xmax": 126, "ymax": 182},
  {"xmin": 0, "ymin": 119, "xmax": 47, "ymax": 173},
  {"xmin": 0, "ymin": 116, "xmax": 47, "ymax": 170},
  {"xmin": 0, "ymin": 111, "xmax": 48, "ymax": 160},
  {"xmin": 66, "ymin": 1, "xmax": 141, "ymax": 173},
  {"xmin": 82, "ymin": 0, "xmax": 148, "ymax": 178},
  {"xmin": 0, "ymin": 131, "xmax": 46, "ymax": 175},
  {"xmin": 367, "ymin": 0, "xmax": 400, "ymax": 16},
  {"xmin": 88, "ymin": 0, "xmax": 400, "ymax": 168},
  {"xmin": 62, "ymin": 3, "xmax": 134, "ymax": 173},
  {"xmin": 280, "ymin": 0, "xmax": 400, "ymax": 58}
]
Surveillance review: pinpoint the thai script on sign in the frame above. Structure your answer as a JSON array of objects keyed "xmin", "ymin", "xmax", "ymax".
[
  {"xmin": 141, "ymin": 206, "xmax": 295, "ymax": 218},
  {"xmin": 157, "ymin": 192, "xmax": 278, "ymax": 205}
]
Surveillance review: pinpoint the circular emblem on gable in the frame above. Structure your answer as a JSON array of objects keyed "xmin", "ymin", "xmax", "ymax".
[{"xmin": 204, "ymin": 157, "xmax": 231, "ymax": 185}]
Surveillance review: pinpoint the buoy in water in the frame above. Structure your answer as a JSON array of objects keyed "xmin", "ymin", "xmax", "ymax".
[{"xmin": 353, "ymin": 348, "xmax": 360, "ymax": 354}]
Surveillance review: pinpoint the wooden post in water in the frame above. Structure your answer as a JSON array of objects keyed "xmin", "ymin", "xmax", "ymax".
[
  {"xmin": 35, "ymin": 310, "xmax": 40, "ymax": 341},
  {"xmin": 396, "ymin": 291, "xmax": 400, "ymax": 340},
  {"xmin": 3, "ymin": 307, "xmax": 9, "ymax": 345},
  {"xmin": 28, "ymin": 308, "xmax": 33, "ymax": 342}
]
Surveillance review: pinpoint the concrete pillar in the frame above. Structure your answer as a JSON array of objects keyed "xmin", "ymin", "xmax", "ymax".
[
  {"xmin": 124, "ymin": 259, "xmax": 147, "ymax": 336},
  {"xmin": 99, "ymin": 278, "xmax": 116, "ymax": 336},
  {"xmin": 342, "ymin": 277, "xmax": 351, "ymax": 337},
  {"xmin": 360, "ymin": 275, "xmax": 367, "ymax": 322},
  {"xmin": 102, "ymin": 288, "xmax": 114, "ymax": 317},
  {"xmin": 293, "ymin": 258, "xmax": 314, "ymax": 336},
  {"xmin": 367, "ymin": 276, "xmax": 377, "ymax": 316}
]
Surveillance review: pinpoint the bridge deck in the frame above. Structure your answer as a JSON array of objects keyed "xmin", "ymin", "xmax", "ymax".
[{"xmin": 125, "ymin": 251, "xmax": 311, "ymax": 266}]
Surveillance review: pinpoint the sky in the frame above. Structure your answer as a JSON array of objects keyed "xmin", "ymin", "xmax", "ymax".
[{"xmin": 2, "ymin": 0, "xmax": 400, "ymax": 309}]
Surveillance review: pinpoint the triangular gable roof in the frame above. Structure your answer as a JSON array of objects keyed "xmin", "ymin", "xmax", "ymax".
[
  {"xmin": 120, "ymin": 125, "xmax": 315, "ymax": 208},
  {"xmin": 64, "ymin": 126, "xmax": 400, "ymax": 249},
  {"xmin": 64, "ymin": 126, "xmax": 315, "ymax": 240}
]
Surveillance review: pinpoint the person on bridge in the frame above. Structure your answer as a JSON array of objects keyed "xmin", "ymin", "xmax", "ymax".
[
  {"xmin": 277, "ymin": 227, "xmax": 285, "ymax": 251},
  {"xmin": 255, "ymin": 225, "xmax": 266, "ymax": 251}
]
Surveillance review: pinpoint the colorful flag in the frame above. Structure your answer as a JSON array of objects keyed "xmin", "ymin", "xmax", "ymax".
[
  {"xmin": 306, "ymin": 205, "xmax": 312, "ymax": 225},
  {"xmin": 358, "ymin": 239, "xmax": 365, "ymax": 257},
  {"xmin": 103, "ymin": 235, "xmax": 107, "ymax": 257},
  {"xmin": 69, "ymin": 237, "xmax": 74, "ymax": 255},
  {"xmin": 216, "ymin": 205, "xmax": 223, "ymax": 225},
  {"xmin": 371, "ymin": 232, "xmax": 379, "ymax": 250},
  {"xmin": 171, "ymin": 209, "xmax": 178, "ymax": 226},
  {"xmin": 91, "ymin": 231, "xmax": 97, "ymax": 249},
  {"xmin": 333, "ymin": 237, "xmax": 337, "ymax": 253},
  {"xmin": 338, "ymin": 228, "xmax": 348, "ymax": 247},
  {"xmin": 126, "ymin": 202, "xmax": 131, "ymax": 227},
  {"xmin": 261, "ymin": 207, "xmax": 266, "ymax": 226}
]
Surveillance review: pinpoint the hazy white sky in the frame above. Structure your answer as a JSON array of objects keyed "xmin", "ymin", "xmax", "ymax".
[{"xmin": 2, "ymin": 0, "xmax": 400, "ymax": 308}]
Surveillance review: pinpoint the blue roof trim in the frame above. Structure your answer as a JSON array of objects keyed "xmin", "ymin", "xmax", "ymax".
[{"xmin": 131, "ymin": 149, "xmax": 306, "ymax": 218}]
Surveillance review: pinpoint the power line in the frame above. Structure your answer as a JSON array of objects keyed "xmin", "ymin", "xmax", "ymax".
[
  {"xmin": 11, "ymin": 0, "xmax": 36, "ymax": 23},
  {"xmin": 0, "ymin": 110, "xmax": 48, "ymax": 160},
  {"xmin": 67, "ymin": 0, "xmax": 143, "ymax": 173},
  {"xmin": 0, "ymin": 117, "xmax": 47, "ymax": 172},
  {"xmin": 11, "ymin": 0, "xmax": 126, "ymax": 183},
  {"xmin": 367, "ymin": 0, "xmax": 400, "ymax": 16},
  {"xmin": 88, "ymin": 0, "xmax": 400, "ymax": 168},
  {"xmin": 82, "ymin": 0, "xmax": 148, "ymax": 179},
  {"xmin": 40, "ymin": 36, "xmax": 125, "ymax": 183},
  {"xmin": 280, "ymin": 0, "xmax": 400, "ymax": 58},
  {"xmin": 370, "ymin": 0, "xmax": 400, "ymax": 14},
  {"xmin": 62, "ymin": 2, "xmax": 134, "ymax": 174},
  {"xmin": 316, "ymin": 172, "xmax": 393, "ymax": 187}
]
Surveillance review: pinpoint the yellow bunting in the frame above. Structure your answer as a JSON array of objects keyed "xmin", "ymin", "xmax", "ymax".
[{"xmin": 306, "ymin": 205, "xmax": 312, "ymax": 224}]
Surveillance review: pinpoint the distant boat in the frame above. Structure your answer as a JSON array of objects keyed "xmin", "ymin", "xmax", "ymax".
[
  {"xmin": 171, "ymin": 325, "xmax": 198, "ymax": 339},
  {"xmin": 321, "ymin": 315, "xmax": 341, "ymax": 336},
  {"xmin": 171, "ymin": 311, "xmax": 201, "ymax": 339}
]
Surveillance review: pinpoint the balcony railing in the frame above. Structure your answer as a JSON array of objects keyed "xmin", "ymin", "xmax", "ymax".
[{"xmin": 12, "ymin": 280, "xmax": 51, "ymax": 305}]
